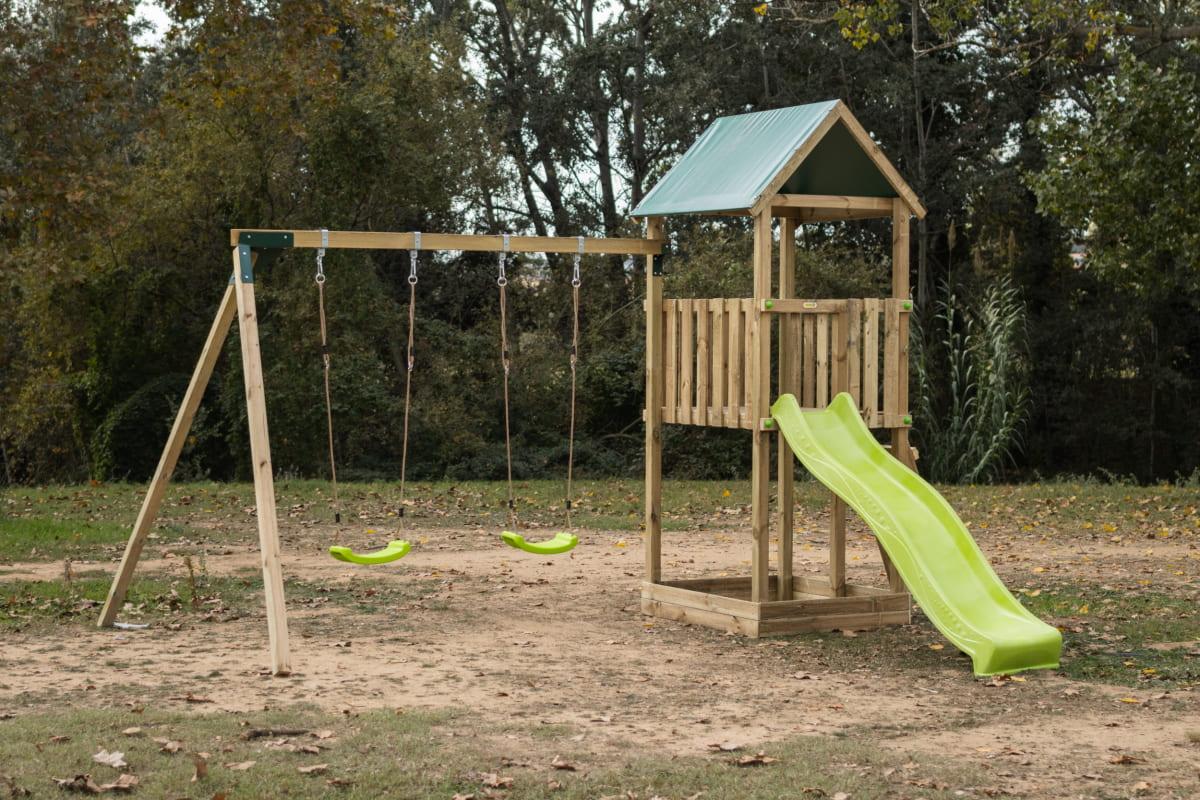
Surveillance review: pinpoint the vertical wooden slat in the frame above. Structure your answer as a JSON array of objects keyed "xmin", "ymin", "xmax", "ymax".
[
  {"xmin": 750, "ymin": 211, "xmax": 772, "ymax": 603},
  {"xmin": 726, "ymin": 299, "xmax": 742, "ymax": 427},
  {"xmin": 802, "ymin": 314, "xmax": 816, "ymax": 407},
  {"xmin": 663, "ymin": 301, "xmax": 677, "ymax": 424},
  {"xmin": 741, "ymin": 299, "xmax": 754, "ymax": 423},
  {"xmin": 695, "ymin": 300, "xmax": 709, "ymax": 426},
  {"xmin": 816, "ymin": 313, "xmax": 830, "ymax": 407},
  {"xmin": 777, "ymin": 218, "xmax": 796, "ymax": 600},
  {"xmin": 710, "ymin": 301, "xmax": 725, "ymax": 424},
  {"xmin": 679, "ymin": 299, "xmax": 694, "ymax": 425},
  {"xmin": 832, "ymin": 307, "xmax": 847, "ymax": 397},
  {"xmin": 884, "ymin": 299, "xmax": 900, "ymax": 422},
  {"xmin": 99, "ymin": 284, "xmax": 238, "ymax": 628},
  {"xmin": 846, "ymin": 299, "xmax": 862, "ymax": 409},
  {"xmin": 863, "ymin": 298, "xmax": 879, "ymax": 424},
  {"xmin": 644, "ymin": 217, "xmax": 665, "ymax": 584}
]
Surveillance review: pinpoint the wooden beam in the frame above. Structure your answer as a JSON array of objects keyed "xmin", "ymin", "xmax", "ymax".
[
  {"xmin": 770, "ymin": 194, "xmax": 895, "ymax": 212},
  {"xmin": 774, "ymin": 207, "xmax": 894, "ymax": 222},
  {"xmin": 750, "ymin": 211, "xmax": 773, "ymax": 603},
  {"xmin": 644, "ymin": 217, "xmax": 665, "ymax": 584},
  {"xmin": 777, "ymin": 217, "xmax": 796, "ymax": 601},
  {"xmin": 229, "ymin": 229, "xmax": 664, "ymax": 256},
  {"xmin": 233, "ymin": 245, "xmax": 292, "ymax": 676},
  {"xmin": 761, "ymin": 298, "xmax": 848, "ymax": 314},
  {"xmin": 98, "ymin": 284, "xmax": 238, "ymax": 627}
]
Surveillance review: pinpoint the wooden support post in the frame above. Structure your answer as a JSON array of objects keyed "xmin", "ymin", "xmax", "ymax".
[
  {"xmin": 98, "ymin": 285, "xmax": 238, "ymax": 627},
  {"xmin": 750, "ymin": 211, "xmax": 772, "ymax": 603},
  {"xmin": 830, "ymin": 495, "xmax": 847, "ymax": 596},
  {"xmin": 233, "ymin": 244, "xmax": 292, "ymax": 676},
  {"xmin": 883, "ymin": 199, "xmax": 912, "ymax": 592},
  {"xmin": 644, "ymin": 217, "xmax": 665, "ymax": 584},
  {"xmin": 776, "ymin": 217, "xmax": 796, "ymax": 600}
]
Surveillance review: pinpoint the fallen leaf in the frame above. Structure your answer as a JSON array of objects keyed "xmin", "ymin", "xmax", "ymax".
[
  {"xmin": 120, "ymin": 728, "xmax": 141, "ymax": 737},
  {"xmin": 1109, "ymin": 753, "xmax": 1146, "ymax": 765},
  {"xmin": 223, "ymin": 761, "xmax": 256, "ymax": 771},
  {"xmin": 928, "ymin": 643, "xmax": 944, "ymax": 651},
  {"xmin": 49, "ymin": 735, "xmax": 71, "ymax": 744},
  {"xmin": 479, "ymin": 773, "xmax": 513, "ymax": 788},
  {"xmin": 298, "ymin": 744, "xmax": 322, "ymax": 755},
  {"xmin": 550, "ymin": 755, "xmax": 576, "ymax": 771},
  {"xmin": 707, "ymin": 741, "xmax": 742, "ymax": 752},
  {"xmin": 297, "ymin": 764, "xmax": 329, "ymax": 775},
  {"xmin": 92, "ymin": 750, "xmax": 127, "ymax": 770},
  {"xmin": 735, "ymin": 751, "xmax": 777, "ymax": 767},
  {"xmin": 312, "ymin": 730, "xmax": 336, "ymax": 740},
  {"xmin": 326, "ymin": 778, "xmax": 354, "ymax": 788},
  {"xmin": 154, "ymin": 738, "xmax": 183, "ymax": 754},
  {"xmin": 191, "ymin": 755, "xmax": 209, "ymax": 782},
  {"xmin": 832, "ymin": 793, "xmax": 851, "ymax": 800},
  {"xmin": 99, "ymin": 774, "xmax": 137, "ymax": 793}
]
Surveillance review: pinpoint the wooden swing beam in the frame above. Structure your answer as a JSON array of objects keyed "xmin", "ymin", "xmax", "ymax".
[{"xmin": 98, "ymin": 230, "xmax": 665, "ymax": 676}]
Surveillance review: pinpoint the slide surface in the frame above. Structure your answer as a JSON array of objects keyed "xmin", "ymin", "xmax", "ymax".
[{"xmin": 772, "ymin": 393, "xmax": 1062, "ymax": 676}]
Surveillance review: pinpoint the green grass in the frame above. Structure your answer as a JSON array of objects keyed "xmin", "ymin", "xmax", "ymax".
[
  {"xmin": 1019, "ymin": 586, "xmax": 1200, "ymax": 687},
  {"xmin": 0, "ymin": 706, "xmax": 1009, "ymax": 800},
  {"xmin": 0, "ymin": 572, "xmax": 447, "ymax": 631},
  {"xmin": 0, "ymin": 517, "xmax": 140, "ymax": 562}
]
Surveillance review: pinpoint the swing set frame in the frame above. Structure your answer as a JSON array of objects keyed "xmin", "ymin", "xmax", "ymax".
[{"xmin": 96, "ymin": 228, "xmax": 664, "ymax": 676}]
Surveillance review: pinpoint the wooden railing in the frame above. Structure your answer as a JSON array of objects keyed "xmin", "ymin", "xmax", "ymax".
[{"xmin": 660, "ymin": 297, "xmax": 909, "ymax": 430}]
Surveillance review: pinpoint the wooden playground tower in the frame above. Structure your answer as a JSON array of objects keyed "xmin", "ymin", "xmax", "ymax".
[{"xmin": 637, "ymin": 100, "xmax": 926, "ymax": 636}]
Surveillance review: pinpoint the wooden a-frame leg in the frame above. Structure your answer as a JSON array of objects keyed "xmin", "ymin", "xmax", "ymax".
[
  {"xmin": 644, "ymin": 217, "xmax": 665, "ymax": 584},
  {"xmin": 98, "ymin": 284, "xmax": 238, "ymax": 627},
  {"xmin": 232, "ymin": 244, "xmax": 292, "ymax": 676}
]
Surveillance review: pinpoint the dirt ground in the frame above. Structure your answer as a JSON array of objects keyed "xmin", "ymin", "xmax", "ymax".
[{"xmin": 2, "ymin": 503, "xmax": 1199, "ymax": 799}]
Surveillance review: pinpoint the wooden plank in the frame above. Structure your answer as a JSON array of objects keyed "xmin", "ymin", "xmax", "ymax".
[
  {"xmin": 232, "ymin": 246, "xmax": 291, "ymax": 676},
  {"xmin": 741, "ymin": 299, "xmax": 754, "ymax": 426},
  {"xmin": 757, "ymin": 610, "xmax": 911, "ymax": 636},
  {"xmin": 769, "ymin": 194, "xmax": 895, "ymax": 212},
  {"xmin": 830, "ymin": 495, "xmax": 847, "ymax": 596},
  {"xmin": 758, "ymin": 591, "xmax": 910, "ymax": 619},
  {"xmin": 98, "ymin": 285, "xmax": 238, "ymax": 628},
  {"xmin": 846, "ymin": 299, "xmax": 862, "ymax": 408},
  {"xmin": 695, "ymin": 300, "xmax": 709, "ymax": 426},
  {"xmin": 815, "ymin": 313, "xmax": 830, "ymax": 407},
  {"xmin": 774, "ymin": 207, "xmax": 895, "ymax": 222},
  {"xmin": 725, "ymin": 299, "xmax": 741, "ymax": 427},
  {"xmin": 777, "ymin": 217, "xmax": 796, "ymax": 600},
  {"xmin": 679, "ymin": 299, "xmax": 694, "ymax": 425},
  {"xmin": 644, "ymin": 218, "xmax": 665, "ymax": 584},
  {"xmin": 230, "ymin": 229, "xmax": 665, "ymax": 256},
  {"xmin": 663, "ymin": 301, "xmax": 677, "ymax": 424},
  {"xmin": 883, "ymin": 299, "xmax": 900, "ymax": 422},
  {"xmin": 863, "ymin": 298, "xmax": 880, "ymax": 424},
  {"xmin": 710, "ymin": 301, "xmax": 726, "ymax": 424},
  {"xmin": 641, "ymin": 598, "xmax": 760, "ymax": 637},
  {"xmin": 749, "ymin": 211, "xmax": 772, "ymax": 603},
  {"xmin": 792, "ymin": 576, "xmax": 897, "ymax": 598},
  {"xmin": 831, "ymin": 307, "xmax": 847, "ymax": 397},
  {"xmin": 802, "ymin": 314, "xmax": 817, "ymax": 407},
  {"xmin": 642, "ymin": 581, "xmax": 761, "ymax": 620},
  {"xmin": 761, "ymin": 298, "xmax": 847, "ymax": 314},
  {"xmin": 664, "ymin": 575, "xmax": 762, "ymax": 595}
]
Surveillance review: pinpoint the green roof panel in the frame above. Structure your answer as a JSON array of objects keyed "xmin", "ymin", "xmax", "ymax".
[{"xmin": 631, "ymin": 100, "xmax": 899, "ymax": 217}]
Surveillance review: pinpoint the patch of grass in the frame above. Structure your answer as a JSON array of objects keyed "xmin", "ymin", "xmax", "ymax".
[
  {"xmin": 0, "ymin": 705, "xmax": 1009, "ymax": 800},
  {"xmin": 0, "ymin": 572, "xmax": 447, "ymax": 631},
  {"xmin": 1018, "ymin": 586, "xmax": 1200, "ymax": 687},
  {"xmin": 0, "ymin": 517, "xmax": 136, "ymax": 562}
]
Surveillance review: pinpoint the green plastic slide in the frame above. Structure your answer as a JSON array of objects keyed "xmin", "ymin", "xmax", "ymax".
[
  {"xmin": 329, "ymin": 539, "xmax": 411, "ymax": 565},
  {"xmin": 771, "ymin": 393, "xmax": 1062, "ymax": 676},
  {"xmin": 501, "ymin": 531, "xmax": 579, "ymax": 555}
]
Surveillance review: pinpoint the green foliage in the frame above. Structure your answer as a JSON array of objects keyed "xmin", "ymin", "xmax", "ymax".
[{"xmin": 911, "ymin": 277, "xmax": 1030, "ymax": 483}]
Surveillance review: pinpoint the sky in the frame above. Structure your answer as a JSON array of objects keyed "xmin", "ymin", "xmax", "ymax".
[{"xmin": 134, "ymin": 1, "xmax": 170, "ymax": 46}]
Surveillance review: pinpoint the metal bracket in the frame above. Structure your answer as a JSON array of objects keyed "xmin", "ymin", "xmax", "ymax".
[
  {"xmin": 238, "ymin": 231, "xmax": 294, "ymax": 249},
  {"xmin": 652, "ymin": 253, "xmax": 665, "ymax": 276},
  {"xmin": 230, "ymin": 244, "xmax": 255, "ymax": 284}
]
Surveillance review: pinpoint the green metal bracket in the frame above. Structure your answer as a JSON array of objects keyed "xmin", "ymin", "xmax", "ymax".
[
  {"xmin": 652, "ymin": 253, "xmax": 665, "ymax": 276},
  {"xmin": 238, "ymin": 231, "xmax": 294, "ymax": 249},
  {"xmin": 230, "ymin": 244, "xmax": 255, "ymax": 284}
]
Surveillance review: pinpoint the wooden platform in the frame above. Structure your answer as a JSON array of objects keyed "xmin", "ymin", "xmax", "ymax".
[{"xmin": 641, "ymin": 575, "xmax": 910, "ymax": 637}]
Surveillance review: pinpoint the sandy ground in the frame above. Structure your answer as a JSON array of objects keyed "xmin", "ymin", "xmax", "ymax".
[{"xmin": 2, "ymin": 510, "xmax": 1198, "ymax": 799}]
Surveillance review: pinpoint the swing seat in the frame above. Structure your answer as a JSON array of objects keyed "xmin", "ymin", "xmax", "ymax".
[
  {"xmin": 500, "ymin": 531, "xmax": 579, "ymax": 555},
  {"xmin": 328, "ymin": 539, "xmax": 411, "ymax": 565}
]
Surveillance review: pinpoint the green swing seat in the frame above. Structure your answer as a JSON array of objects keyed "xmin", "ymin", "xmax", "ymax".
[
  {"xmin": 500, "ymin": 531, "xmax": 578, "ymax": 555},
  {"xmin": 328, "ymin": 539, "xmax": 411, "ymax": 565}
]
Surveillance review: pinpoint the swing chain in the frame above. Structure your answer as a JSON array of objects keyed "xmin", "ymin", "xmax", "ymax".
[
  {"xmin": 315, "ymin": 228, "xmax": 328, "ymax": 285},
  {"xmin": 408, "ymin": 232, "xmax": 420, "ymax": 287},
  {"xmin": 572, "ymin": 235, "xmax": 583, "ymax": 288}
]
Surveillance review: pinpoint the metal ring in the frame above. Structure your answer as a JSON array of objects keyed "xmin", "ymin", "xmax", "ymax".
[
  {"xmin": 408, "ymin": 274, "xmax": 418, "ymax": 286},
  {"xmin": 497, "ymin": 276, "xmax": 508, "ymax": 287},
  {"xmin": 571, "ymin": 278, "xmax": 581, "ymax": 288},
  {"xmin": 315, "ymin": 273, "xmax": 326, "ymax": 285}
]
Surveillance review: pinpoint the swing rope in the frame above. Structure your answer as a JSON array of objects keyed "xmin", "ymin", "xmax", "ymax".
[
  {"xmin": 565, "ymin": 236, "xmax": 583, "ymax": 528},
  {"xmin": 315, "ymin": 228, "xmax": 341, "ymax": 524},
  {"xmin": 398, "ymin": 233, "xmax": 420, "ymax": 522},
  {"xmin": 497, "ymin": 234, "xmax": 517, "ymax": 529}
]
